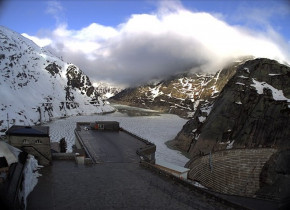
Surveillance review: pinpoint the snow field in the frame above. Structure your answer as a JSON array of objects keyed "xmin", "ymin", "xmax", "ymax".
[{"xmin": 45, "ymin": 111, "xmax": 189, "ymax": 166}]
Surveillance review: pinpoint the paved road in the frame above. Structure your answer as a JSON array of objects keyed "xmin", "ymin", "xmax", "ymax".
[
  {"xmin": 27, "ymin": 161, "xmax": 234, "ymax": 210},
  {"xmin": 27, "ymin": 129, "xmax": 234, "ymax": 210}
]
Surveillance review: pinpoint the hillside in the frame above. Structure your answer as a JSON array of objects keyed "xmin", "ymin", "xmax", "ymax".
[
  {"xmin": 0, "ymin": 26, "xmax": 114, "ymax": 133},
  {"xmin": 171, "ymin": 58, "xmax": 290, "ymax": 156},
  {"xmin": 111, "ymin": 58, "xmax": 250, "ymax": 118},
  {"xmin": 93, "ymin": 82, "xmax": 123, "ymax": 100},
  {"xmin": 169, "ymin": 58, "xmax": 290, "ymax": 201}
]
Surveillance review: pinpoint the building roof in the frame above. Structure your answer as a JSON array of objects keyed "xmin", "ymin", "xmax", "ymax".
[
  {"xmin": 95, "ymin": 121, "xmax": 119, "ymax": 125},
  {"xmin": 6, "ymin": 125, "xmax": 49, "ymax": 137}
]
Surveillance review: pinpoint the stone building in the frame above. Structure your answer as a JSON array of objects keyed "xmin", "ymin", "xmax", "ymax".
[
  {"xmin": 90, "ymin": 121, "xmax": 120, "ymax": 131},
  {"xmin": 6, "ymin": 125, "xmax": 52, "ymax": 166}
]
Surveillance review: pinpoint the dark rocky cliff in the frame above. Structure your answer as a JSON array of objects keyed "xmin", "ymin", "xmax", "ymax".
[
  {"xmin": 172, "ymin": 58, "xmax": 290, "ymax": 157},
  {"xmin": 171, "ymin": 58, "xmax": 290, "ymax": 201}
]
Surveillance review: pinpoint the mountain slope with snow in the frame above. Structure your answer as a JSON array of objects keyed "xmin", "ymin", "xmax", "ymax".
[
  {"xmin": 172, "ymin": 58, "xmax": 290, "ymax": 156},
  {"xmin": 0, "ymin": 26, "xmax": 114, "ymax": 133},
  {"xmin": 93, "ymin": 82, "xmax": 123, "ymax": 99},
  {"xmin": 111, "ymin": 59, "xmax": 249, "ymax": 118},
  {"xmin": 170, "ymin": 58, "xmax": 290, "ymax": 201}
]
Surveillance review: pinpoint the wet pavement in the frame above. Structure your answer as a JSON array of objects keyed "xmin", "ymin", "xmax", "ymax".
[
  {"xmin": 27, "ymin": 160, "xmax": 233, "ymax": 210},
  {"xmin": 77, "ymin": 129, "xmax": 145, "ymax": 163},
  {"xmin": 26, "ymin": 108, "xmax": 283, "ymax": 209},
  {"xmin": 27, "ymin": 128, "xmax": 233, "ymax": 209}
]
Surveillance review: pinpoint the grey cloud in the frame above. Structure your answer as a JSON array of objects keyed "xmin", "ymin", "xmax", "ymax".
[
  {"xmin": 58, "ymin": 33, "xmax": 215, "ymax": 86},
  {"xmin": 36, "ymin": 2, "xmax": 289, "ymax": 87}
]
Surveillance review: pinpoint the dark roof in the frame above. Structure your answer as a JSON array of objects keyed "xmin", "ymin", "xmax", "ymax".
[{"xmin": 6, "ymin": 125, "xmax": 49, "ymax": 137}]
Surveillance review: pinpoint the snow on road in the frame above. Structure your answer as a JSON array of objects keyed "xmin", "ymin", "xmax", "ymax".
[{"xmin": 45, "ymin": 107, "xmax": 189, "ymax": 166}]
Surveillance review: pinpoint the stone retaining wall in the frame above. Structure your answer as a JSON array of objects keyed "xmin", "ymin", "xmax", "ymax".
[
  {"xmin": 121, "ymin": 127, "xmax": 156, "ymax": 163},
  {"xmin": 188, "ymin": 148, "xmax": 277, "ymax": 197}
]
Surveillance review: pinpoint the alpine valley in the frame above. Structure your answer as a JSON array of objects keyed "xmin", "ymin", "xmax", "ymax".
[
  {"xmin": 1, "ymin": 25, "xmax": 290, "ymax": 203},
  {"xmin": 110, "ymin": 57, "xmax": 251, "ymax": 118},
  {"xmin": 111, "ymin": 56, "xmax": 290, "ymax": 201}
]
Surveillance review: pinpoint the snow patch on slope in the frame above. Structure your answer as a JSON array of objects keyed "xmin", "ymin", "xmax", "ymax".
[
  {"xmin": 251, "ymin": 79, "xmax": 290, "ymax": 102},
  {"xmin": 149, "ymin": 84, "xmax": 163, "ymax": 100}
]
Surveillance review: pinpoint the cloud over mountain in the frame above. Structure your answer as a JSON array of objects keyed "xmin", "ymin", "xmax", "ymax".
[{"xmin": 23, "ymin": 1, "xmax": 290, "ymax": 86}]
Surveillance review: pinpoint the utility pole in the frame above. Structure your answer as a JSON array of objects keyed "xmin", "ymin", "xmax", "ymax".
[
  {"xmin": 6, "ymin": 113, "xmax": 9, "ymax": 130},
  {"xmin": 38, "ymin": 106, "xmax": 42, "ymax": 124}
]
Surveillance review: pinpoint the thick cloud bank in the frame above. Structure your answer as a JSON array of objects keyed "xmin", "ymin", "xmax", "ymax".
[{"xmin": 23, "ymin": 2, "xmax": 290, "ymax": 86}]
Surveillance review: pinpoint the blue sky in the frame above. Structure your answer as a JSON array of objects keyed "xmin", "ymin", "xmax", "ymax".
[
  {"xmin": 0, "ymin": 0, "xmax": 290, "ymax": 85},
  {"xmin": 1, "ymin": 0, "xmax": 289, "ymax": 39}
]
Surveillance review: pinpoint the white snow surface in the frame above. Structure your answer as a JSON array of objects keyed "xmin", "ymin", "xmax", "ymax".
[
  {"xmin": 226, "ymin": 140, "xmax": 235, "ymax": 149},
  {"xmin": 235, "ymin": 82, "xmax": 245, "ymax": 86},
  {"xmin": 192, "ymin": 181, "xmax": 207, "ymax": 189},
  {"xmin": 243, "ymin": 67, "xmax": 250, "ymax": 73},
  {"xmin": 149, "ymin": 84, "xmax": 163, "ymax": 100},
  {"xmin": 0, "ymin": 26, "xmax": 114, "ymax": 133},
  {"xmin": 200, "ymin": 104, "xmax": 213, "ymax": 115},
  {"xmin": 45, "ymin": 107, "xmax": 189, "ymax": 166},
  {"xmin": 23, "ymin": 155, "xmax": 42, "ymax": 208},
  {"xmin": 198, "ymin": 116, "xmax": 206, "ymax": 123},
  {"xmin": 93, "ymin": 81, "xmax": 123, "ymax": 99},
  {"xmin": 0, "ymin": 141, "xmax": 20, "ymax": 165},
  {"xmin": 238, "ymin": 75, "xmax": 249, "ymax": 79},
  {"xmin": 269, "ymin": 74, "xmax": 281, "ymax": 76},
  {"xmin": 0, "ymin": 142, "xmax": 41, "ymax": 208},
  {"xmin": 251, "ymin": 79, "xmax": 290, "ymax": 102}
]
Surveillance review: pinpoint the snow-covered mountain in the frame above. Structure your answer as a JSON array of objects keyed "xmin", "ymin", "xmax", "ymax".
[
  {"xmin": 93, "ymin": 82, "xmax": 123, "ymax": 100},
  {"xmin": 111, "ymin": 58, "xmax": 250, "ymax": 118},
  {"xmin": 0, "ymin": 26, "xmax": 114, "ymax": 133}
]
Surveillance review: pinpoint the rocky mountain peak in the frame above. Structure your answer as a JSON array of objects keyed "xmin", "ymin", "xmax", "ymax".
[
  {"xmin": 0, "ymin": 26, "xmax": 114, "ymax": 133},
  {"xmin": 171, "ymin": 58, "xmax": 290, "ymax": 158}
]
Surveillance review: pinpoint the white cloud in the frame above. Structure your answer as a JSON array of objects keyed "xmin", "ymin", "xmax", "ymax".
[
  {"xmin": 21, "ymin": 33, "xmax": 52, "ymax": 47},
  {"xmin": 27, "ymin": 1, "xmax": 290, "ymax": 86}
]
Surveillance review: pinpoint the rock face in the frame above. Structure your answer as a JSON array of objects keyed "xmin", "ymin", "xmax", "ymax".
[
  {"xmin": 172, "ymin": 58, "xmax": 290, "ymax": 158},
  {"xmin": 111, "ymin": 59, "xmax": 247, "ymax": 118},
  {"xmin": 0, "ymin": 26, "xmax": 114, "ymax": 133},
  {"xmin": 171, "ymin": 58, "xmax": 290, "ymax": 200},
  {"xmin": 257, "ymin": 149, "xmax": 290, "ymax": 203}
]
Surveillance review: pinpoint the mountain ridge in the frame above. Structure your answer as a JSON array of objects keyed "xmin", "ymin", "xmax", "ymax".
[
  {"xmin": 110, "ymin": 58, "xmax": 251, "ymax": 118},
  {"xmin": 169, "ymin": 58, "xmax": 290, "ymax": 201},
  {"xmin": 0, "ymin": 26, "xmax": 114, "ymax": 133},
  {"xmin": 171, "ymin": 58, "xmax": 290, "ymax": 158}
]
